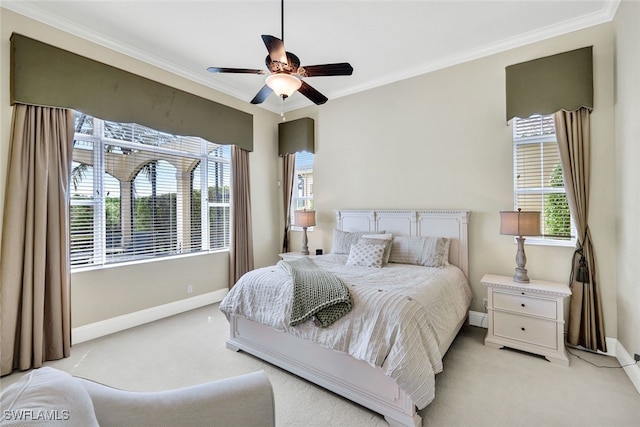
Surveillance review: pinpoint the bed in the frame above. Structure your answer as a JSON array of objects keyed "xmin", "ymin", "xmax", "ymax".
[{"xmin": 220, "ymin": 209, "xmax": 472, "ymax": 427}]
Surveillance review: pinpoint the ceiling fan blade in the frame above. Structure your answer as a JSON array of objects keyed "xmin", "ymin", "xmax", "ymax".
[
  {"xmin": 261, "ymin": 35, "xmax": 288, "ymax": 65},
  {"xmin": 299, "ymin": 63, "xmax": 353, "ymax": 77},
  {"xmin": 250, "ymin": 85, "xmax": 273, "ymax": 104},
  {"xmin": 207, "ymin": 67, "xmax": 265, "ymax": 74},
  {"xmin": 297, "ymin": 81, "xmax": 328, "ymax": 105}
]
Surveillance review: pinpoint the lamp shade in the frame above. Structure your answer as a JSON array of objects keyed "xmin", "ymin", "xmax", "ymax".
[
  {"xmin": 500, "ymin": 210, "xmax": 541, "ymax": 237},
  {"xmin": 266, "ymin": 73, "xmax": 302, "ymax": 97},
  {"xmin": 294, "ymin": 210, "xmax": 316, "ymax": 228}
]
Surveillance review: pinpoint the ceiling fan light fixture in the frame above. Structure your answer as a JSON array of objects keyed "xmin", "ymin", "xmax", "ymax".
[{"xmin": 266, "ymin": 73, "xmax": 301, "ymax": 98}]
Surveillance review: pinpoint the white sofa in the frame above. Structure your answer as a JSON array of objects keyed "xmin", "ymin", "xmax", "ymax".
[{"xmin": 0, "ymin": 367, "xmax": 275, "ymax": 426}]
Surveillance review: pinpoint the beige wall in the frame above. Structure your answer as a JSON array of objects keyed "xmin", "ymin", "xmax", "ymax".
[
  {"xmin": 286, "ymin": 23, "xmax": 618, "ymax": 337},
  {"xmin": 0, "ymin": 9, "xmax": 282, "ymax": 327},
  {"xmin": 613, "ymin": 1, "xmax": 640, "ymax": 358}
]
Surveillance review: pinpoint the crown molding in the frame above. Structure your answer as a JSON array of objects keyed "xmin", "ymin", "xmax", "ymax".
[{"xmin": 329, "ymin": 0, "xmax": 621, "ymax": 102}]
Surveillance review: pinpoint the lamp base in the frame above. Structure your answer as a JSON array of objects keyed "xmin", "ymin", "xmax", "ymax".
[
  {"xmin": 301, "ymin": 227, "xmax": 310, "ymax": 255},
  {"xmin": 513, "ymin": 236, "xmax": 530, "ymax": 283},
  {"xmin": 513, "ymin": 267, "xmax": 530, "ymax": 283}
]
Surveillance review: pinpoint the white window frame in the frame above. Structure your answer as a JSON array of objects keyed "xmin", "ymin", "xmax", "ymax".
[
  {"xmin": 512, "ymin": 115, "xmax": 576, "ymax": 247},
  {"xmin": 70, "ymin": 114, "xmax": 231, "ymax": 270}
]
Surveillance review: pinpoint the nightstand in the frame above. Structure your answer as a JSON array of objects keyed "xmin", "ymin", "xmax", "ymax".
[
  {"xmin": 278, "ymin": 252, "xmax": 308, "ymax": 261},
  {"xmin": 482, "ymin": 274, "xmax": 572, "ymax": 365}
]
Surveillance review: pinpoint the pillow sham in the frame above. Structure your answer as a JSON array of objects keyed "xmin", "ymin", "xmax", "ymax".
[
  {"xmin": 388, "ymin": 236, "xmax": 451, "ymax": 268},
  {"xmin": 358, "ymin": 234, "xmax": 393, "ymax": 264},
  {"xmin": 331, "ymin": 229, "xmax": 385, "ymax": 255},
  {"xmin": 346, "ymin": 243, "xmax": 385, "ymax": 268}
]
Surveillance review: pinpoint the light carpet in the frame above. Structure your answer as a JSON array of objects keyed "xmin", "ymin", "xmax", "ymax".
[{"xmin": 2, "ymin": 304, "xmax": 639, "ymax": 426}]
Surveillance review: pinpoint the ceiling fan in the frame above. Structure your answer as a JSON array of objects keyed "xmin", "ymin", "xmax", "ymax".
[{"xmin": 207, "ymin": 0, "xmax": 353, "ymax": 106}]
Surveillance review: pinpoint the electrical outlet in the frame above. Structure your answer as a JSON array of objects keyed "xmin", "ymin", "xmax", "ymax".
[
  {"xmin": 187, "ymin": 285, "xmax": 193, "ymax": 294},
  {"xmin": 634, "ymin": 353, "xmax": 640, "ymax": 362},
  {"xmin": 482, "ymin": 298, "xmax": 488, "ymax": 310}
]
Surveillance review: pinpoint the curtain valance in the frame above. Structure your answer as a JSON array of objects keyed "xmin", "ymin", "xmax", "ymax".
[
  {"xmin": 278, "ymin": 117, "xmax": 315, "ymax": 155},
  {"xmin": 506, "ymin": 46, "xmax": 593, "ymax": 122},
  {"xmin": 10, "ymin": 33, "xmax": 253, "ymax": 151}
]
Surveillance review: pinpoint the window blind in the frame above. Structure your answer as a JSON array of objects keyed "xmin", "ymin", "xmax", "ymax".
[
  {"xmin": 70, "ymin": 112, "xmax": 231, "ymax": 268},
  {"xmin": 513, "ymin": 115, "xmax": 573, "ymax": 240}
]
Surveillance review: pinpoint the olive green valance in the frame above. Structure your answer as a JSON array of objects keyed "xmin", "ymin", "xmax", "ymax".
[
  {"xmin": 278, "ymin": 117, "xmax": 315, "ymax": 155},
  {"xmin": 506, "ymin": 46, "xmax": 593, "ymax": 122},
  {"xmin": 10, "ymin": 33, "xmax": 253, "ymax": 151}
]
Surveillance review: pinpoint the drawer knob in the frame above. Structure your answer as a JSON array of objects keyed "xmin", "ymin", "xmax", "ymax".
[
  {"xmin": 521, "ymin": 303, "xmax": 526, "ymax": 307},
  {"xmin": 521, "ymin": 327, "xmax": 526, "ymax": 331}
]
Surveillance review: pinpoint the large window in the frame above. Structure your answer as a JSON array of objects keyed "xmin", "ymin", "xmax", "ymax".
[
  {"xmin": 70, "ymin": 112, "xmax": 231, "ymax": 268},
  {"xmin": 512, "ymin": 114, "xmax": 574, "ymax": 245},
  {"xmin": 291, "ymin": 151, "xmax": 314, "ymax": 229}
]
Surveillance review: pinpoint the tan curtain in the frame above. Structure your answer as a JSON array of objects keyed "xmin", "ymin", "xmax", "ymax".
[
  {"xmin": 1, "ymin": 104, "xmax": 74, "ymax": 376},
  {"xmin": 229, "ymin": 146, "xmax": 254, "ymax": 288},
  {"xmin": 281, "ymin": 154, "xmax": 296, "ymax": 253},
  {"xmin": 553, "ymin": 108, "xmax": 606, "ymax": 352}
]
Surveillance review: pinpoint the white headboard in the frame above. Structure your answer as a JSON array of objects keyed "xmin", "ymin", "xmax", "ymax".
[{"xmin": 335, "ymin": 209, "xmax": 470, "ymax": 278}]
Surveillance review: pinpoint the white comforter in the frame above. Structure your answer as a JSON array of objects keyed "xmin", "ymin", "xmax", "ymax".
[{"xmin": 220, "ymin": 254, "xmax": 473, "ymax": 409}]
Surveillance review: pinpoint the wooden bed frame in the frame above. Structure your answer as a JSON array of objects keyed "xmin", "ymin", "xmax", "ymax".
[{"xmin": 227, "ymin": 209, "xmax": 471, "ymax": 427}]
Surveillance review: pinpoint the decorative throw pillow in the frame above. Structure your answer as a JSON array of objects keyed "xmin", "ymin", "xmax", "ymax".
[
  {"xmin": 358, "ymin": 234, "xmax": 393, "ymax": 264},
  {"xmin": 346, "ymin": 243, "xmax": 386, "ymax": 268},
  {"xmin": 389, "ymin": 236, "xmax": 451, "ymax": 268},
  {"xmin": 0, "ymin": 367, "xmax": 100, "ymax": 426},
  {"xmin": 331, "ymin": 229, "xmax": 385, "ymax": 255}
]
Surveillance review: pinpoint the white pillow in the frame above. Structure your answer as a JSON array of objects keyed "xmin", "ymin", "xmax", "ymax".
[
  {"xmin": 389, "ymin": 236, "xmax": 451, "ymax": 267},
  {"xmin": 358, "ymin": 234, "xmax": 393, "ymax": 264},
  {"xmin": 346, "ymin": 243, "xmax": 386, "ymax": 268},
  {"xmin": 0, "ymin": 367, "xmax": 99, "ymax": 426}
]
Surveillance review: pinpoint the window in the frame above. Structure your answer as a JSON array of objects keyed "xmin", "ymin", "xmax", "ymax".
[
  {"xmin": 291, "ymin": 151, "xmax": 314, "ymax": 229},
  {"xmin": 512, "ymin": 114, "xmax": 574, "ymax": 245},
  {"xmin": 70, "ymin": 112, "xmax": 231, "ymax": 268}
]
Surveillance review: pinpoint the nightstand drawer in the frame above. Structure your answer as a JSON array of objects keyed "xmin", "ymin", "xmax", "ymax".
[
  {"xmin": 493, "ymin": 291, "xmax": 556, "ymax": 319},
  {"xmin": 493, "ymin": 311, "xmax": 558, "ymax": 349}
]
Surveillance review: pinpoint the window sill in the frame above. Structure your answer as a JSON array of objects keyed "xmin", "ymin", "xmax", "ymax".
[
  {"xmin": 71, "ymin": 249, "xmax": 229, "ymax": 273},
  {"xmin": 519, "ymin": 236, "xmax": 576, "ymax": 248}
]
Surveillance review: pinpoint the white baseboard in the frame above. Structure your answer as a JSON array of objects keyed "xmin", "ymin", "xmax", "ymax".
[
  {"xmin": 72, "ymin": 289, "xmax": 228, "ymax": 344},
  {"xmin": 614, "ymin": 339, "xmax": 640, "ymax": 395},
  {"xmin": 468, "ymin": 310, "xmax": 488, "ymax": 328},
  {"xmin": 468, "ymin": 310, "xmax": 640, "ymax": 395}
]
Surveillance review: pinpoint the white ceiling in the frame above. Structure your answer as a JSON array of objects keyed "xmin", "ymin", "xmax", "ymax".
[{"xmin": 3, "ymin": 1, "xmax": 619, "ymax": 113}]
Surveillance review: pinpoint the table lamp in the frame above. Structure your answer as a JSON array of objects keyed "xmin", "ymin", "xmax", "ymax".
[
  {"xmin": 500, "ymin": 209, "xmax": 541, "ymax": 283},
  {"xmin": 294, "ymin": 209, "xmax": 316, "ymax": 255}
]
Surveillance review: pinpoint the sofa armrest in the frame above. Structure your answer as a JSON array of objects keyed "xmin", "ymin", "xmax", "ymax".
[{"xmin": 76, "ymin": 370, "xmax": 275, "ymax": 427}]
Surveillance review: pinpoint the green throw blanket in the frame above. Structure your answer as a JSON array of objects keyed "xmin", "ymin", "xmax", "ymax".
[{"xmin": 279, "ymin": 257, "xmax": 353, "ymax": 328}]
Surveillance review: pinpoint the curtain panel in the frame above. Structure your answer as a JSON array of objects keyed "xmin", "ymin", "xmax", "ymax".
[
  {"xmin": 229, "ymin": 146, "xmax": 254, "ymax": 288},
  {"xmin": 281, "ymin": 154, "xmax": 296, "ymax": 252},
  {"xmin": 554, "ymin": 108, "xmax": 606, "ymax": 352},
  {"xmin": 10, "ymin": 33, "xmax": 253, "ymax": 151},
  {"xmin": 1, "ymin": 104, "xmax": 74, "ymax": 376}
]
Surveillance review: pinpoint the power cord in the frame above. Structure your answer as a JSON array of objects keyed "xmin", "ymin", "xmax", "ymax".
[{"xmin": 567, "ymin": 347, "xmax": 640, "ymax": 369}]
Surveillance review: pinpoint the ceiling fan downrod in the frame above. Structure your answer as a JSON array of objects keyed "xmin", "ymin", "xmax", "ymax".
[{"xmin": 280, "ymin": 0, "xmax": 285, "ymax": 44}]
